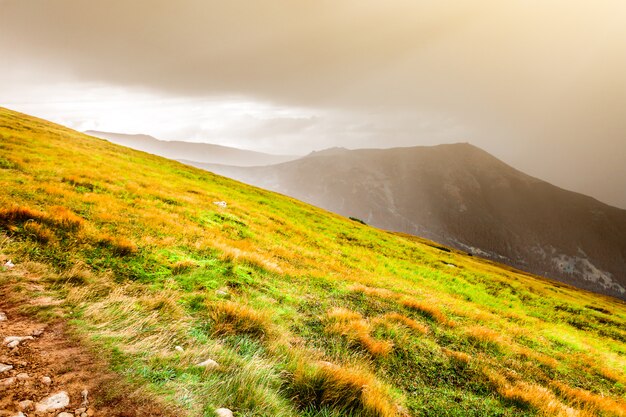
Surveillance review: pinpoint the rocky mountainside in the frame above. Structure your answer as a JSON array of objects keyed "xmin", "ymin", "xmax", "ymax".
[
  {"xmin": 188, "ymin": 144, "xmax": 626, "ymax": 299},
  {"xmin": 85, "ymin": 130, "xmax": 298, "ymax": 167}
]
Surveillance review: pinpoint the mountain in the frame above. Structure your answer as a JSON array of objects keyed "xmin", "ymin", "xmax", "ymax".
[
  {"xmin": 186, "ymin": 144, "xmax": 626, "ymax": 299},
  {"xmin": 85, "ymin": 130, "xmax": 298, "ymax": 166},
  {"xmin": 2, "ymin": 108, "xmax": 626, "ymax": 416}
]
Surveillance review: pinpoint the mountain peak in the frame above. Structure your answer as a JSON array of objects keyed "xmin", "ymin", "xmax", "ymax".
[{"xmin": 306, "ymin": 147, "xmax": 350, "ymax": 157}]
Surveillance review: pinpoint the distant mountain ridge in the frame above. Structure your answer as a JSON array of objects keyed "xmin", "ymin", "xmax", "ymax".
[
  {"xmin": 85, "ymin": 130, "xmax": 299, "ymax": 167},
  {"xmin": 186, "ymin": 143, "xmax": 626, "ymax": 299}
]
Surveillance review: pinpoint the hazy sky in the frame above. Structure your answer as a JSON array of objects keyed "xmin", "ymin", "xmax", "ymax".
[{"xmin": 1, "ymin": 0, "xmax": 625, "ymax": 208}]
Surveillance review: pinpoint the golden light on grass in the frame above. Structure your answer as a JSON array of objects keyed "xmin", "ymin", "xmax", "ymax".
[
  {"xmin": 381, "ymin": 312, "xmax": 429, "ymax": 334},
  {"xmin": 287, "ymin": 359, "xmax": 400, "ymax": 417},
  {"xmin": 209, "ymin": 301, "xmax": 274, "ymax": 339},
  {"xmin": 349, "ymin": 283, "xmax": 399, "ymax": 300},
  {"xmin": 483, "ymin": 368, "xmax": 586, "ymax": 417},
  {"xmin": 326, "ymin": 308, "xmax": 394, "ymax": 357},
  {"xmin": 442, "ymin": 348, "xmax": 471, "ymax": 364},
  {"xmin": 551, "ymin": 380, "xmax": 626, "ymax": 416},
  {"xmin": 400, "ymin": 298, "xmax": 453, "ymax": 326},
  {"xmin": 2, "ymin": 108, "xmax": 626, "ymax": 416}
]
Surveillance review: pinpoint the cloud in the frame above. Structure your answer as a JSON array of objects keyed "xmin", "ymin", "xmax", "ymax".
[{"xmin": 1, "ymin": 0, "xmax": 626, "ymax": 207}]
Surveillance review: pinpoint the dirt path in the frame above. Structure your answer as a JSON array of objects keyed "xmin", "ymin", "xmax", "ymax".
[{"xmin": 0, "ymin": 283, "xmax": 175, "ymax": 417}]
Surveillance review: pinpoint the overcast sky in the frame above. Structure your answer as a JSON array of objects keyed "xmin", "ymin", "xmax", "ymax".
[{"xmin": 1, "ymin": 0, "xmax": 625, "ymax": 208}]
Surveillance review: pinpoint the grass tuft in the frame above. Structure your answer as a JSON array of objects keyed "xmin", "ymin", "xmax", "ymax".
[
  {"xmin": 209, "ymin": 301, "xmax": 273, "ymax": 339},
  {"xmin": 400, "ymin": 298, "xmax": 452, "ymax": 326},
  {"xmin": 326, "ymin": 308, "xmax": 394, "ymax": 357},
  {"xmin": 285, "ymin": 360, "xmax": 400, "ymax": 417}
]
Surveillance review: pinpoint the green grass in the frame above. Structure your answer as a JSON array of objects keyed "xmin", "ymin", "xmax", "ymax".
[{"xmin": 1, "ymin": 107, "xmax": 625, "ymax": 416}]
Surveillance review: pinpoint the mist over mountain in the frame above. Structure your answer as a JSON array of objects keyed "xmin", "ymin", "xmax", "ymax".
[
  {"xmin": 187, "ymin": 143, "xmax": 626, "ymax": 299},
  {"xmin": 85, "ymin": 130, "xmax": 298, "ymax": 167}
]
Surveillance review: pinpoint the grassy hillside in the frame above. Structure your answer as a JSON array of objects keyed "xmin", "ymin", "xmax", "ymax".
[{"xmin": 0, "ymin": 107, "xmax": 625, "ymax": 417}]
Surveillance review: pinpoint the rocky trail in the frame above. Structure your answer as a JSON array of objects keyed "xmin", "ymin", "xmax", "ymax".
[{"xmin": 0, "ymin": 282, "xmax": 174, "ymax": 417}]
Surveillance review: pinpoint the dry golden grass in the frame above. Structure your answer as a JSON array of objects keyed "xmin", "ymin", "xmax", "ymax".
[
  {"xmin": 0, "ymin": 205, "xmax": 84, "ymax": 232},
  {"xmin": 349, "ymin": 284, "xmax": 399, "ymax": 300},
  {"xmin": 381, "ymin": 312, "xmax": 429, "ymax": 334},
  {"xmin": 209, "ymin": 301, "xmax": 273, "ymax": 339},
  {"xmin": 442, "ymin": 348, "xmax": 471, "ymax": 364},
  {"xmin": 326, "ymin": 308, "xmax": 394, "ymax": 357},
  {"xmin": 400, "ymin": 298, "xmax": 453, "ymax": 326},
  {"xmin": 465, "ymin": 325, "xmax": 506, "ymax": 348},
  {"xmin": 96, "ymin": 234, "xmax": 138, "ymax": 256},
  {"xmin": 68, "ymin": 285, "xmax": 191, "ymax": 354},
  {"xmin": 551, "ymin": 380, "xmax": 626, "ymax": 416},
  {"xmin": 22, "ymin": 221, "xmax": 56, "ymax": 243},
  {"xmin": 215, "ymin": 242, "xmax": 284, "ymax": 274},
  {"xmin": 170, "ymin": 260, "xmax": 198, "ymax": 275},
  {"xmin": 515, "ymin": 346, "xmax": 559, "ymax": 369},
  {"xmin": 288, "ymin": 359, "xmax": 400, "ymax": 417},
  {"xmin": 484, "ymin": 368, "xmax": 587, "ymax": 417}
]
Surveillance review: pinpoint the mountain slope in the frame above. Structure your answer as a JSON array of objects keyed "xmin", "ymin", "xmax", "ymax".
[
  {"xmin": 1, "ymin": 108, "xmax": 626, "ymax": 416},
  {"xmin": 85, "ymin": 130, "xmax": 298, "ymax": 166},
  {"xmin": 189, "ymin": 144, "xmax": 626, "ymax": 299}
]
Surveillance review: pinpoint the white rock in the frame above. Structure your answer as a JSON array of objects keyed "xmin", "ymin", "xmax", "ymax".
[
  {"xmin": 10, "ymin": 412, "xmax": 25, "ymax": 417},
  {"xmin": 0, "ymin": 363, "xmax": 13, "ymax": 373},
  {"xmin": 4, "ymin": 336, "xmax": 34, "ymax": 347},
  {"xmin": 197, "ymin": 358, "xmax": 219, "ymax": 369},
  {"xmin": 4, "ymin": 259, "xmax": 15, "ymax": 269},
  {"xmin": 215, "ymin": 408, "xmax": 234, "ymax": 417},
  {"xmin": 0, "ymin": 311, "xmax": 6, "ymax": 321},
  {"xmin": 213, "ymin": 201, "xmax": 228, "ymax": 208},
  {"xmin": 175, "ymin": 345, "xmax": 184, "ymax": 352},
  {"xmin": 215, "ymin": 289, "xmax": 228, "ymax": 296},
  {"xmin": 19, "ymin": 400, "xmax": 34, "ymax": 410},
  {"xmin": 16, "ymin": 372, "xmax": 29, "ymax": 380},
  {"xmin": 1, "ymin": 376, "xmax": 16, "ymax": 387},
  {"xmin": 35, "ymin": 391, "xmax": 70, "ymax": 412},
  {"xmin": 57, "ymin": 413, "xmax": 74, "ymax": 417},
  {"xmin": 81, "ymin": 389, "xmax": 89, "ymax": 406},
  {"xmin": 41, "ymin": 376, "xmax": 52, "ymax": 385}
]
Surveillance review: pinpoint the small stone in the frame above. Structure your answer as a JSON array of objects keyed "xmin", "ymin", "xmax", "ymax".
[
  {"xmin": 57, "ymin": 413, "xmax": 74, "ymax": 417},
  {"xmin": 86, "ymin": 408, "xmax": 95, "ymax": 416},
  {"xmin": 4, "ymin": 259, "xmax": 15, "ymax": 269},
  {"xmin": 19, "ymin": 400, "xmax": 34, "ymax": 411},
  {"xmin": 0, "ymin": 376, "xmax": 16, "ymax": 387},
  {"xmin": 197, "ymin": 358, "xmax": 219, "ymax": 369},
  {"xmin": 16, "ymin": 372, "xmax": 29, "ymax": 380},
  {"xmin": 215, "ymin": 289, "xmax": 228, "ymax": 296},
  {"xmin": 10, "ymin": 412, "xmax": 25, "ymax": 417},
  {"xmin": 81, "ymin": 389, "xmax": 89, "ymax": 407},
  {"xmin": 35, "ymin": 391, "xmax": 70, "ymax": 412},
  {"xmin": 213, "ymin": 201, "xmax": 227, "ymax": 208},
  {"xmin": 32, "ymin": 328, "xmax": 45, "ymax": 337},
  {"xmin": 215, "ymin": 408, "xmax": 234, "ymax": 417},
  {"xmin": 81, "ymin": 413, "xmax": 88, "ymax": 417},
  {"xmin": 0, "ymin": 311, "xmax": 6, "ymax": 321},
  {"xmin": 4, "ymin": 336, "xmax": 34, "ymax": 347},
  {"xmin": 41, "ymin": 376, "xmax": 52, "ymax": 385},
  {"xmin": 0, "ymin": 363, "xmax": 13, "ymax": 373},
  {"xmin": 75, "ymin": 408, "xmax": 86, "ymax": 414},
  {"xmin": 174, "ymin": 345, "xmax": 184, "ymax": 352}
]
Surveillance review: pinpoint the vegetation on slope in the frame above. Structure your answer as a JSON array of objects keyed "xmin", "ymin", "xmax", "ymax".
[{"xmin": 0, "ymin": 107, "xmax": 625, "ymax": 416}]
